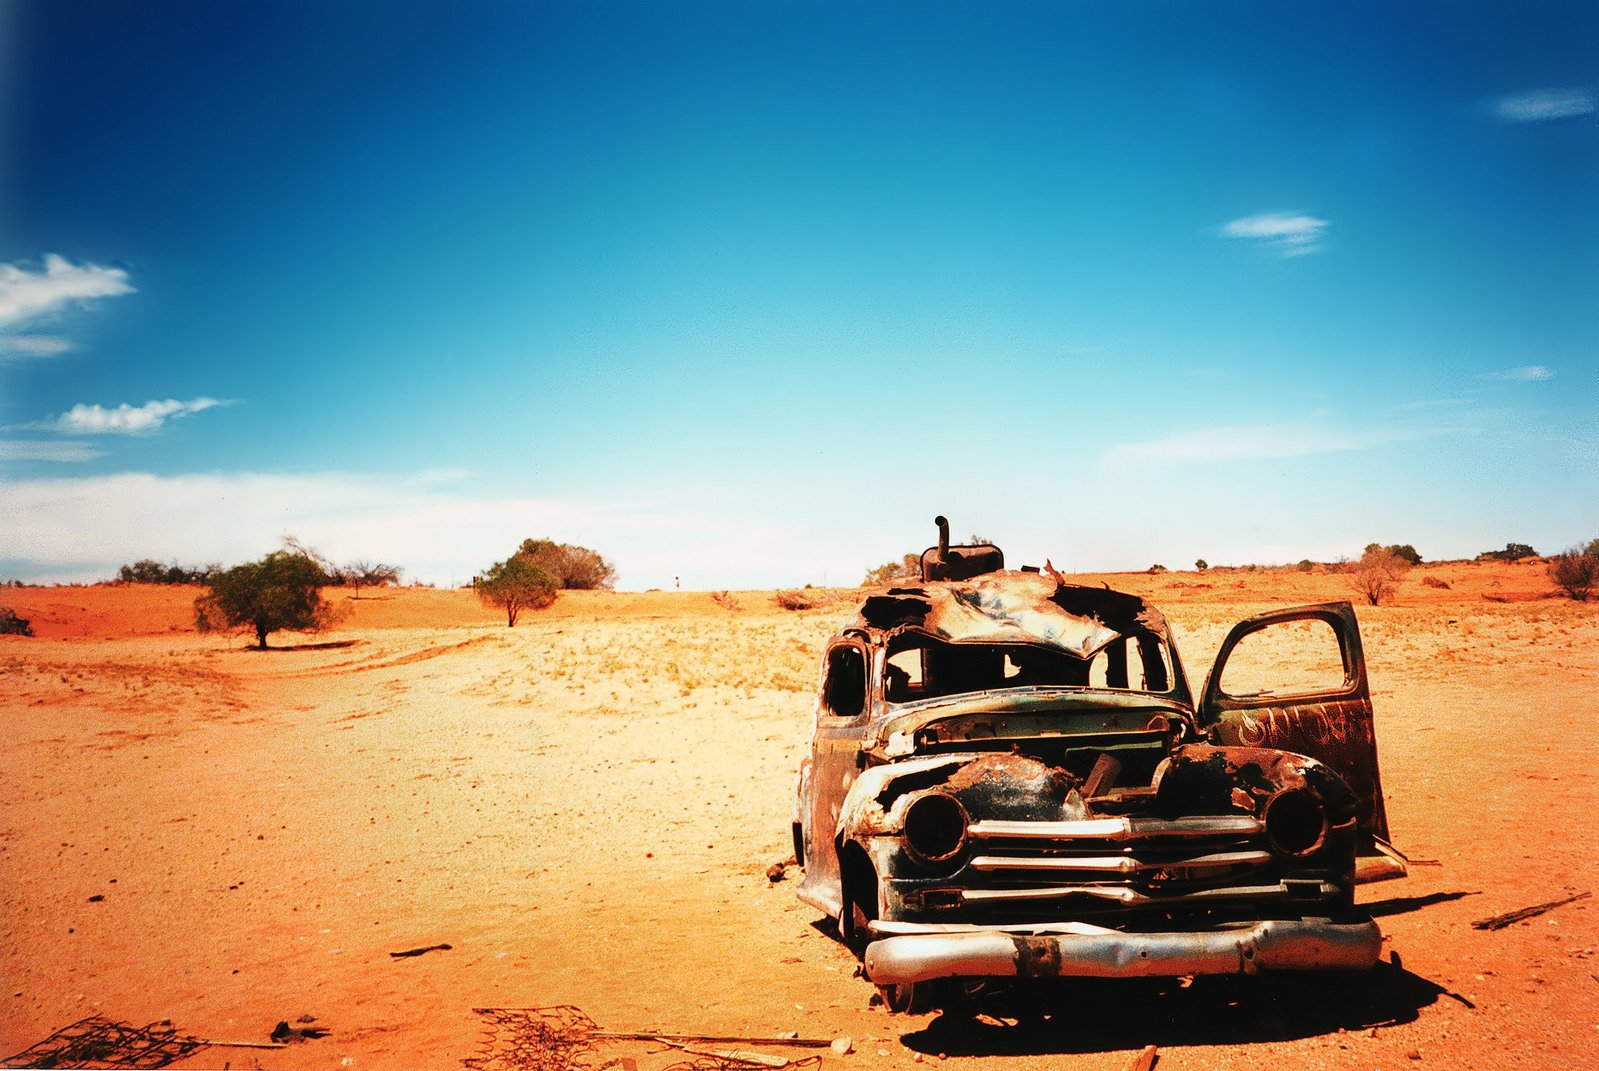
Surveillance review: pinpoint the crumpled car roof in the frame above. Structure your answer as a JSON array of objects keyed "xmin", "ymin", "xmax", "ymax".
[{"xmin": 848, "ymin": 570, "xmax": 1169, "ymax": 661}]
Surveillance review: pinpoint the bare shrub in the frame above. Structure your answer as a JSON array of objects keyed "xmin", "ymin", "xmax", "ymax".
[
  {"xmin": 1421, "ymin": 576, "xmax": 1451, "ymax": 590},
  {"xmin": 711, "ymin": 590, "xmax": 740, "ymax": 612},
  {"xmin": 775, "ymin": 590, "xmax": 820, "ymax": 611},
  {"xmin": 1350, "ymin": 545, "xmax": 1413, "ymax": 606},
  {"xmin": 1548, "ymin": 540, "xmax": 1599, "ymax": 601}
]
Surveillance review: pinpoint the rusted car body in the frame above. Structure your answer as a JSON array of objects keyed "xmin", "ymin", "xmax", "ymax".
[{"xmin": 794, "ymin": 521, "xmax": 1406, "ymax": 1011}]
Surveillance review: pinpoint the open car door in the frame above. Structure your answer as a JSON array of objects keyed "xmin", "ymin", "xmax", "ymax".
[{"xmin": 1199, "ymin": 601, "xmax": 1406, "ymax": 883}]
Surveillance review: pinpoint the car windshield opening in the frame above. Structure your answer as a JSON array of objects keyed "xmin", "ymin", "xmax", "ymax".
[{"xmin": 886, "ymin": 632, "xmax": 1172, "ymax": 703}]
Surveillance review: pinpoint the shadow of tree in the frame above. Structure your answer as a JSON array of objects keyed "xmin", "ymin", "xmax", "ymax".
[
  {"xmin": 897, "ymin": 957, "xmax": 1460, "ymax": 1057},
  {"xmin": 247, "ymin": 639, "xmax": 361, "ymax": 652},
  {"xmin": 1365, "ymin": 890, "xmax": 1481, "ymax": 918}
]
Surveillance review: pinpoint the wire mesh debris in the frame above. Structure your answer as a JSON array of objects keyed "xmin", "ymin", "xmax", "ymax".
[
  {"xmin": 465, "ymin": 1006, "xmax": 608, "ymax": 1071},
  {"xmin": 4, "ymin": 1015, "xmax": 208, "ymax": 1069}
]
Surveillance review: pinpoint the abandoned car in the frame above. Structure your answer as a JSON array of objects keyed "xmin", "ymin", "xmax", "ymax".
[{"xmin": 794, "ymin": 519, "xmax": 1406, "ymax": 1011}]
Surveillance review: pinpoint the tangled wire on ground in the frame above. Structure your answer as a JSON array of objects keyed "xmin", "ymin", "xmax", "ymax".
[
  {"xmin": 466, "ymin": 1006, "xmax": 823, "ymax": 1071},
  {"xmin": 4, "ymin": 1016, "xmax": 207, "ymax": 1069},
  {"xmin": 465, "ymin": 1006, "xmax": 607, "ymax": 1071}
]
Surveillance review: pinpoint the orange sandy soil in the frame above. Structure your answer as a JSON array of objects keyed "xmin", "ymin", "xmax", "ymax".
[{"xmin": 2, "ymin": 560, "xmax": 1595, "ymax": 1070}]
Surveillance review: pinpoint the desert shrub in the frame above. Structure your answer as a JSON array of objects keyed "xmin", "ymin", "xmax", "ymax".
[
  {"xmin": 1547, "ymin": 540, "xmax": 1599, "ymax": 601},
  {"xmin": 1350, "ymin": 545, "xmax": 1413, "ymax": 606},
  {"xmin": 118, "ymin": 559, "xmax": 218, "ymax": 584},
  {"xmin": 863, "ymin": 553, "xmax": 921, "ymax": 586},
  {"xmin": 476, "ymin": 555, "xmax": 558, "ymax": 625},
  {"xmin": 710, "ymin": 590, "xmax": 740, "ymax": 612},
  {"xmin": 776, "ymin": 589, "xmax": 820, "ymax": 611},
  {"xmin": 195, "ymin": 547, "xmax": 339, "ymax": 648},
  {"xmin": 1366, "ymin": 542, "xmax": 1422, "ymax": 566},
  {"xmin": 1296, "ymin": 559, "xmax": 1315, "ymax": 572},
  {"xmin": 1148, "ymin": 564, "xmax": 1167, "ymax": 574},
  {"xmin": 514, "ymin": 539, "xmax": 616, "ymax": 590},
  {"xmin": 1421, "ymin": 576, "xmax": 1450, "ymax": 590},
  {"xmin": 1194, "ymin": 559, "xmax": 1208, "ymax": 572},
  {"xmin": 1479, "ymin": 542, "xmax": 1538, "ymax": 562},
  {"xmin": 0, "ymin": 607, "xmax": 33, "ymax": 636}
]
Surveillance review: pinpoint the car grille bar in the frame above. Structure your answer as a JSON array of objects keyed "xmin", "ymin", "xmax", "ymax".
[
  {"xmin": 968, "ymin": 849, "xmax": 1271, "ymax": 878},
  {"xmin": 968, "ymin": 815, "xmax": 1263, "ymax": 842}
]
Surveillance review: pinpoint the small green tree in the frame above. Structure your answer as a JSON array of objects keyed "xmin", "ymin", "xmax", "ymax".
[
  {"xmin": 476, "ymin": 555, "xmax": 558, "ymax": 625},
  {"xmin": 195, "ymin": 549, "xmax": 338, "ymax": 648},
  {"xmin": 1548, "ymin": 540, "xmax": 1599, "ymax": 601}
]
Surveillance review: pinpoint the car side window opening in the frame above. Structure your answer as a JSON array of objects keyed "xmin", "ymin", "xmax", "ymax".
[
  {"xmin": 1218, "ymin": 617, "xmax": 1347, "ymax": 699},
  {"xmin": 822, "ymin": 645, "xmax": 868, "ymax": 718}
]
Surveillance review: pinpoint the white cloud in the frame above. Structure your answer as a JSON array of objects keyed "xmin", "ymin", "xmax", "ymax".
[
  {"xmin": 0, "ymin": 254, "xmax": 135, "ymax": 327},
  {"xmin": 40, "ymin": 397, "xmax": 226, "ymax": 435},
  {"xmin": 1221, "ymin": 212, "xmax": 1329, "ymax": 257},
  {"xmin": 1100, "ymin": 420, "xmax": 1412, "ymax": 467},
  {"xmin": 1481, "ymin": 364, "xmax": 1555, "ymax": 382},
  {"xmin": 0, "ymin": 335, "xmax": 73, "ymax": 358},
  {"xmin": 1495, "ymin": 88, "xmax": 1595, "ymax": 123},
  {"xmin": 0, "ymin": 440, "xmax": 107, "ymax": 462}
]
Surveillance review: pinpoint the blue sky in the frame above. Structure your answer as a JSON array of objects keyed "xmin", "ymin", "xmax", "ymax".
[{"xmin": 2, "ymin": 1, "xmax": 1595, "ymax": 588}]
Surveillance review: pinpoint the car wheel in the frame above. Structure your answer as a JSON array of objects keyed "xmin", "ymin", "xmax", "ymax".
[{"xmin": 879, "ymin": 979, "xmax": 960, "ymax": 1015}]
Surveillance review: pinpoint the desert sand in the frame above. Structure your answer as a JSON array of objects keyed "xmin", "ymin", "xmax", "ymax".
[{"xmin": 2, "ymin": 560, "xmax": 1596, "ymax": 1070}]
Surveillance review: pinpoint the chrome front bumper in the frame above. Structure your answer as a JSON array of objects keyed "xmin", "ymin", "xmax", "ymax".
[{"xmin": 864, "ymin": 918, "xmax": 1382, "ymax": 984}]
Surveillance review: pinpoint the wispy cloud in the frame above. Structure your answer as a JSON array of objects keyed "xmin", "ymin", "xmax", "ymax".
[
  {"xmin": 32, "ymin": 397, "xmax": 227, "ymax": 436},
  {"xmin": 0, "ymin": 334, "xmax": 74, "ymax": 359},
  {"xmin": 1481, "ymin": 364, "xmax": 1555, "ymax": 382},
  {"xmin": 1220, "ymin": 212, "xmax": 1329, "ymax": 257},
  {"xmin": 0, "ymin": 255, "xmax": 135, "ymax": 327},
  {"xmin": 0, "ymin": 440, "xmax": 107, "ymax": 462},
  {"xmin": 1495, "ymin": 88, "xmax": 1595, "ymax": 123},
  {"xmin": 1100, "ymin": 419, "xmax": 1414, "ymax": 467}
]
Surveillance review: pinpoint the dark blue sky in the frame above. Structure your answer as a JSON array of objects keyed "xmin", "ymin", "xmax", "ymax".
[{"xmin": 3, "ymin": 2, "xmax": 1595, "ymax": 585}]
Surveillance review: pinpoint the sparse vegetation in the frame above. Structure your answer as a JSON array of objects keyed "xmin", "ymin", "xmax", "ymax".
[
  {"xmin": 476, "ymin": 555, "xmax": 558, "ymax": 625},
  {"xmin": 117, "ymin": 559, "xmax": 218, "ymax": 584},
  {"xmin": 710, "ymin": 590, "xmax": 740, "ymax": 612},
  {"xmin": 1350, "ymin": 545, "xmax": 1414, "ymax": 606},
  {"xmin": 1194, "ymin": 559, "xmax": 1208, "ymax": 572},
  {"xmin": 776, "ymin": 589, "xmax": 822, "ymax": 611},
  {"xmin": 1479, "ymin": 542, "xmax": 1538, "ymax": 562},
  {"xmin": 0, "ymin": 607, "xmax": 33, "ymax": 636},
  {"xmin": 1367, "ymin": 543, "xmax": 1423, "ymax": 567},
  {"xmin": 194, "ymin": 544, "xmax": 339, "ymax": 649},
  {"xmin": 515, "ymin": 539, "xmax": 617, "ymax": 590},
  {"xmin": 1148, "ymin": 564, "xmax": 1167, "ymax": 574},
  {"xmin": 1421, "ymin": 576, "xmax": 1451, "ymax": 590},
  {"xmin": 1547, "ymin": 540, "xmax": 1599, "ymax": 601}
]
